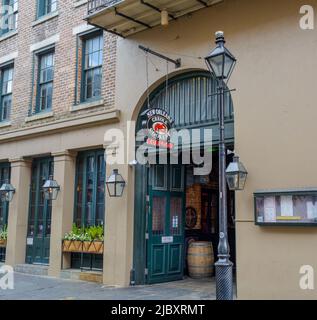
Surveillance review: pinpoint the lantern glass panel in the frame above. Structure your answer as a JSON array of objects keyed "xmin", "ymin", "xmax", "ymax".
[
  {"xmin": 226, "ymin": 173, "xmax": 239, "ymax": 191},
  {"xmin": 206, "ymin": 54, "xmax": 224, "ymax": 78},
  {"xmin": 224, "ymin": 53, "xmax": 235, "ymax": 79},
  {"xmin": 106, "ymin": 182, "xmax": 116, "ymax": 197}
]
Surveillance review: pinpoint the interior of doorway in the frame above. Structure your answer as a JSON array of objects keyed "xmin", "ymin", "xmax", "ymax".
[{"xmin": 183, "ymin": 149, "xmax": 236, "ymax": 278}]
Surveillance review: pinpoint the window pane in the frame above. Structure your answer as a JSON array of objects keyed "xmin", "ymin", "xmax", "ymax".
[
  {"xmin": 152, "ymin": 196, "xmax": 166, "ymax": 235},
  {"xmin": 1, "ymin": 95, "xmax": 11, "ymax": 121},
  {"xmin": 75, "ymin": 152, "xmax": 105, "ymax": 227},
  {"xmin": 83, "ymin": 33, "xmax": 103, "ymax": 101},
  {"xmin": 38, "ymin": 52, "xmax": 54, "ymax": 112}
]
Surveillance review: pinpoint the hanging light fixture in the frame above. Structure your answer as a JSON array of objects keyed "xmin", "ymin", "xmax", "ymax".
[
  {"xmin": 226, "ymin": 156, "xmax": 248, "ymax": 191},
  {"xmin": 0, "ymin": 180, "xmax": 15, "ymax": 202},
  {"xmin": 106, "ymin": 169, "xmax": 126, "ymax": 197},
  {"xmin": 161, "ymin": 9, "xmax": 169, "ymax": 26},
  {"xmin": 43, "ymin": 175, "xmax": 60, "ymax": 201}
]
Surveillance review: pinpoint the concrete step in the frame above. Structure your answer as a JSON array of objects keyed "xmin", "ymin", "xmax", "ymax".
[
  {"xmin": 14, "ymin": 264, "xmax": 49, "ymax": 276},
  {"xmin": 61, "ymin": 269, "xmax": 103, "ymax": 283}
]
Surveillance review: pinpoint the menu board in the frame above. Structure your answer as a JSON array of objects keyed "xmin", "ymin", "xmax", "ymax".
[{"xmin": 255, "ymin": 191, "xmax": 317, "ymax": 225}]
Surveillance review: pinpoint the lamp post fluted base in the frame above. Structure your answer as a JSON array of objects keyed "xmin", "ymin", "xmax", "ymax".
[{"xmin": 215, "ymin": 260, "xmax": 234, "ymax": 300}]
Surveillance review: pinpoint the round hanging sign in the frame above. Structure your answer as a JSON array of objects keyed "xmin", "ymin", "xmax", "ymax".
[{"xmin": 141, "ymin": 108, "xmax": 174, "ymax": 150}]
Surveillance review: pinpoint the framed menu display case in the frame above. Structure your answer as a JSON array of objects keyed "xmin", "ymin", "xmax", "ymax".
[{"xmin": 254, "ymin": 189, "xmax": 317, "ymax": 226}]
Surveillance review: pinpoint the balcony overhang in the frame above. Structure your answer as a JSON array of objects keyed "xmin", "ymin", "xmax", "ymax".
[{"xmin": 86, "ymin": 0, "xmax": 223, "ymax": 38}]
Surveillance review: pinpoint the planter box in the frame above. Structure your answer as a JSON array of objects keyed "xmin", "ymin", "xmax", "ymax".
[
  {"xmin": 62, "ymin": 240, "xmax": 103, "ymax": 255},
  {"xmin": 62, "ymin": 240, "xmax": 83, "ymax": 253},
  {"xmin": 0, "ymin": 239, "xmax": 6, "ymax": 247}
]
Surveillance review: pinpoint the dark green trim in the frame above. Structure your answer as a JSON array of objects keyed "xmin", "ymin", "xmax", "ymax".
[{"xmin": 0, "ymin": 162, "xmax": 10, "ymax": 228}]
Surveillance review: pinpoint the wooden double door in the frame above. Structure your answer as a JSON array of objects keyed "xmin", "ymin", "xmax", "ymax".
[
  {"xmin": 26, "ymin": 158, "xmax": 53, "ymax": 265},
  {"xmin": 147, "ymin": 165, "xmax": 185, "ymax": 284}
]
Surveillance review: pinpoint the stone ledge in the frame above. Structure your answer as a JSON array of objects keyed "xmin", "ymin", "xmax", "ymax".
[
  {"xmin": 25, "ymin": 111, "xmax": 54, "ymax": 123},
  {"xmin": 71, "ymin": 99, "xmax": 104, "ymax": 112},
  {"xmin": 0, "ymin": 121, "xmax": 11, "ymax": 129},
  {"xmin": 0, "ymin": 109, "xmax": 120, "ymax": 143},
  {"xmin": 0, "ymin": 30, "xmax": 18, "ymax": 43},
  {"xmin": 31, "ymin": 11, "xmax": 59, "ymax": 27}
]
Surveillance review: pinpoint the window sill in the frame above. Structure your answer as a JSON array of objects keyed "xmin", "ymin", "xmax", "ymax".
[
  {"xmin": 0, "ymin": 121, "xmax": 11, "ymax": 128},
  {"xmin": 0, "ymin": 30, "xmax": 18, "ymax": 43},
  {"xmin": 71, "ymin": 99, "xmax": 104, "ymax": 112},
  {"xmin": 25, "ymin": 111, "xmax": 54, "ymax": 123},
  {"xmin": 32, "ymin": 11, "xmax": 59, "ymax": 27},
  {"xmin": 74, "ymin": 0, "xmax": 87, "ymax": 8}
]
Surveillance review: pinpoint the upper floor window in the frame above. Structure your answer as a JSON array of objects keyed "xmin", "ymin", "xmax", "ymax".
[
  {"xmin": 0, "ymin": 64, "xmax": 13, "ymax": 122},
  {"xmin": 1, "ymin": 0, "xmax": 18, "ymax": 35},
  {"xmin": 37, "ymin": 0, "xmax": 57, "ymax": 18},
  {"xmin": 82, "ymin": 32, "xmax": 103, "ymax": 102},
  {"xmin": 37, "ymin": 51, "xmax": 54, "ymax": 112}
]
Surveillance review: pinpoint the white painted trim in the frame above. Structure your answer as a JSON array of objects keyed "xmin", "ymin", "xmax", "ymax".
[
  {"xmin": 30, "ymin": 34, "xmax": 60, "ymax": 52},
  {"xmin": 0, "ymin": 51, "xmax": 18, "ymax": 65},
  {"xmin": 72, "ymin": 23, "xmax": 96, "ymax": 35}
]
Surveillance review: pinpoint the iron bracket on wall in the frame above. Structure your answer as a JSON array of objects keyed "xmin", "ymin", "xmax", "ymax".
[{"xmin": 139, "ymin": 45, "xmax": 181, "ymax": 69}]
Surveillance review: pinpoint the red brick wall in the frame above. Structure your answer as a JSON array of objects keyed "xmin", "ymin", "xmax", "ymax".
[{"xmin": 0, "ymin": 0, "xmax": 117, "ymax": 132}]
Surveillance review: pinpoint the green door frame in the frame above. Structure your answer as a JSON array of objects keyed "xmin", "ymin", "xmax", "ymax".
[{"xmin": 26, "ymin": 157, "xmax": 53, "ymax": 265}]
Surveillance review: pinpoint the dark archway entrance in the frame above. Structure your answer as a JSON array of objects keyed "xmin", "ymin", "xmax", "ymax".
[{"xmin": 133, "ymin": 71, "xmax": 235, "ymax": 285}]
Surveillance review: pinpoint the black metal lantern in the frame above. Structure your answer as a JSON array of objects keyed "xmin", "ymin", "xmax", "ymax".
[
  {"xmin": 106, "ymin": 169, "xmax": 126, "ymax": 197},
  {"xmin": 205, "ymin": 31, "xmax": 236, "ymax": 80},
  {"xmin": 0, "ymin": 180, "xmax": 15, "ymax": 202},
  {"xmin": 226, "ymin": 156, "xmax": 248, "ymax": 191},
  {"xmin": 43, "ymin": 175, "xmax": 60, "ymax": 200}
]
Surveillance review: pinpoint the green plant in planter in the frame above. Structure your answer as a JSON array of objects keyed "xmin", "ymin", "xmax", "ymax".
[
  {"xmin": 0, "ymin": 225, "xmax": 8, "ymax": 241},
  {"xmin": 63, "ymin": 224, "xmax": 104, "ymax": 242}
]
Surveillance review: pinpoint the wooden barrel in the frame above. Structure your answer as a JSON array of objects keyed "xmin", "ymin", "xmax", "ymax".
[{"xmin": 187, "ymin": 241, "xmax": 214, "ymax": 279}]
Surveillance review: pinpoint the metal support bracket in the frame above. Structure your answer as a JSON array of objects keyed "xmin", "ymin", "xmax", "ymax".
[
  {"xmin": 139, "ymin": 45, "xmax": 181, "ymax": 69},
  {"xmin": 115, "ymin": 8, "xmax": 152, "ymax": 29}
]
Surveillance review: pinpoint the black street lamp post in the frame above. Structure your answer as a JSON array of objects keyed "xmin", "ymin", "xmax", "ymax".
[{"xmin": 205, "ymin": 31, "xmax": 236, "ymax": 300}]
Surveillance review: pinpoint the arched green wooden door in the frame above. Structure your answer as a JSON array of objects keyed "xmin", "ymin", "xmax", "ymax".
[{"xmin": 133, "ymin": 71, "xmax": 234, "ymax": 285}]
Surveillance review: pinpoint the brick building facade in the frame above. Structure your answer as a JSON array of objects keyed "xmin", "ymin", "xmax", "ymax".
[{"xmin": 0, "ymin": 0, "xmax": 117, "ymax": 133}]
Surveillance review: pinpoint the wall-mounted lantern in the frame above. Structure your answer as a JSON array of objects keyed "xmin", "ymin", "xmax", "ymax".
[
  {"xmin": 43, "ymin": 175, "xmax": 60, "ymax": 201},
  {"xmin": 0, "ymin": 180, "xmax": 15, "ymax": 202},
  {"xmin": 106, "ymin": 169, "xmax": 126, "ymax": 197},
  {"xmin": 226, "ymin": 156, "xmax": 248, "ymax": 191}
]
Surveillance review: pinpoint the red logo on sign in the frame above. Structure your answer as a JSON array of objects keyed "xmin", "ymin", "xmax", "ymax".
[{"xmin": 153, "ymin": 122, "xmax": 168, "ymax": 135}]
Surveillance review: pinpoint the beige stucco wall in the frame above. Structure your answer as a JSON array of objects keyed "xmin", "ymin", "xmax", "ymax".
[{"xmin": 112, "ymin": 0, "xmax": 317, "ymax": 298}]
